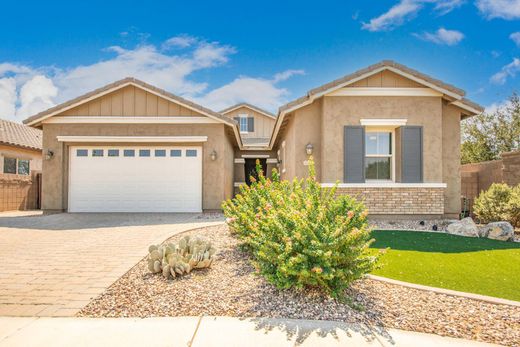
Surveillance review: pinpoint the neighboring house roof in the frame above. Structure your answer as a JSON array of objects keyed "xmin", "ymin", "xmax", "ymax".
[
  {"xmin": 0, "ymin": 119, "xmax": 42, "ymax": 151},
  {"xmin": 23, "ymin": 77, "xmax": 237, "ymax": 128},
  {"xmin": 270, "ymin": 60, "xmax": 485, "ymax": 148},
  {"xmin": 220, "ymin": 103, "xmax": 277, "ymax": 119}
]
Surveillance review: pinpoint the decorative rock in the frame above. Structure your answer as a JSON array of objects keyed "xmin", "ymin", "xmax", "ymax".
[
  {"xmin": 480, "ymin": 221, "xmax": 514, "ymax": 241},
  {"xmin": 446, "ymin": 217, "xmax": 480, "ymax": 238}
]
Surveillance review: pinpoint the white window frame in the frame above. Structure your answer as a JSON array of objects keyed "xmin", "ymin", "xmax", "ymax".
[
  {"xmin": 238, "ymin": 114, "xmax": 249, "ymax": 134},
  {"xmin": 364, "ymin": 127, "xmax": 395, "ymax": 182}
]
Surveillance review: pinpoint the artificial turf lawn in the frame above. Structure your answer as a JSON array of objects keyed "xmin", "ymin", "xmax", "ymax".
[{"xmin": 369, "ymin": 230, "xmax": 520, "ymax": 301}]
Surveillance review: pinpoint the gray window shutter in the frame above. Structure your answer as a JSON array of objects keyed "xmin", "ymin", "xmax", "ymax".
[
  {"xmin": 401, "ymin": 126, "xmax": 423, "ymax": 183},
  {"xmin": 248, "ymin": 117, "xmax": 254, "ymax": 132},
  {"xmin": 344, "ymin": 126, "xmax": 365, "ymax": 183}
]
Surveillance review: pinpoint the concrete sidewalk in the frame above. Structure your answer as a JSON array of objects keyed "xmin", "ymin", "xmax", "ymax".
[{"xmin": 0, "ymin": 316, "xmax": 497, "ymax": 346}]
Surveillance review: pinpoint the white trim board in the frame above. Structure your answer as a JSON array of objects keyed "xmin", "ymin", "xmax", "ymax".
[
  {"xmin": 234, "ymin": 158, "xmax": 245, "ymax": 164},
  {"xmin": 57, "ymin": 136, "xmax": 208, "ymax": 143},
  {"xmin": 320, "ymin": 182, "xmax": 447, "ymax": 188},
  {"xmin": 241, "ymin": 154, "xmax": 270, "ymax": 158},
  {"xmin": 327, "ymin": 87, "xmax": 442, "ymax": 97},
  {"xmin": 360, "ymin": 119, "xmax": 407, "ymax": 126},
  {"xmin": 44, "ymin": 116, "xmax": 219, "ymax": 124}
]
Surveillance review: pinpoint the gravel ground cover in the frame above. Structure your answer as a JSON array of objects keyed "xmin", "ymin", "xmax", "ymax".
[{"xmin": 78, "ymin": 224, "xmax": 520, "ymax": 346}]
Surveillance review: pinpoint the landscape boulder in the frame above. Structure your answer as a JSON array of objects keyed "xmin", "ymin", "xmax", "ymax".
[
  {"xmin": 446, "ymin": 217, "xmax": 480, "ymax": 238},
  {"xmin": 480, "ymin": 221, "xmax": 515, "ymax": 242}
]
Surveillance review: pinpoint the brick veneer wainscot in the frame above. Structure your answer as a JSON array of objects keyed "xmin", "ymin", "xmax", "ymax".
[{"xmin": 335, "ymin": 187, "xmax": 445, "ymax": 215}]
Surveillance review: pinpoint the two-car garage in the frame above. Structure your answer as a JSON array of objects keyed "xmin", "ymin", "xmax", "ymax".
[{"xmin": 68, "ymin": 146, "xmax": 202, "ymax": 213}]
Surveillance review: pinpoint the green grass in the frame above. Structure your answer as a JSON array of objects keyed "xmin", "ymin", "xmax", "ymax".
[{"xmin": 369, "ymin": 230, "xmax": 520, "ymax": 301}]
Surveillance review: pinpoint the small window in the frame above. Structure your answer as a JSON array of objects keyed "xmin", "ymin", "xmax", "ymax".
[
  {"xmin": 155, "ymin": 149, "xmax": 166, "ymax": 157},
  {"xmin": 139, "ymin": 149, "xmax": 151, "ymax": 157},
  {"xmin": 170, "ymin": 149, "xmax": 182, "ymax": 157},
  {"xmin": 108, "ymin": 149, "xmax": 120, "ymax": 157},
  {"xmin": 365, "ymin": 132, "xmax": 392, "ymax": 180},
  {"xmin": 3, "ymin": 158, "xmax": 16, "ymax": 174},
  {"xmin": 186, "ymin": 149, "xmax": 197, "ymax": 157},
  {"xmin": 92, "ymin": 149, "xmax": 104, "ymax": 157},
  {"xmin": 17, "ymin": 160, "xmax": 30, "ymax": 175},
  {"xmin": 76, "ymin": 149, "xmax": 88, "ymax": 157},
  {"xmin": 124, "ymin": 149, "xmax": 135, "ymax": 157},
  {"xmin": 239, "ymin": 115, "xmax": 248, "ymax": 133}
]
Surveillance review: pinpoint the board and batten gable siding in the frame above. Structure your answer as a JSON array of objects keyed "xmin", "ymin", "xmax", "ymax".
[
  {"xmin": 59, "ymin": 85, "xmax": 203, "ymax": 117},
  {"xmin": 347, "ymin": 70, "xmax": 425, "ymax": 88},
  {"xmin": 224, "ymin": 106, "xmax": 275, "ymax": 139}
]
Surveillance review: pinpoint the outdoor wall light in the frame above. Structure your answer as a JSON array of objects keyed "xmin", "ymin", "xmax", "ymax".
[
  {"xmin": 210, "ymin": 150, "xmax": 217, "ymax": 161},
  {"xmin": 305, "ymin": 143, "xmax": 314, "ymax": 155},
  {"xmin": 45, "ymin": 149, "xmax": 54, "ymax": 160}
]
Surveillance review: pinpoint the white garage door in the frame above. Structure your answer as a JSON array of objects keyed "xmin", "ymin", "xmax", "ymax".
[{"xmin": 68, "ymin": 146, "xmax": 202, "ymax": 212}]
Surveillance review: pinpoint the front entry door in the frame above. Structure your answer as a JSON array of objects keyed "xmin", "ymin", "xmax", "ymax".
[{"xmin": 244, "ymin": 158, "xmax": 267, "ymax": 185}]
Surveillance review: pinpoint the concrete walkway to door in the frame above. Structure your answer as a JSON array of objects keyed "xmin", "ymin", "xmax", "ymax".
[{"xmin": 0, "ymin": 212, "xmax": 224, "ymax": 317}]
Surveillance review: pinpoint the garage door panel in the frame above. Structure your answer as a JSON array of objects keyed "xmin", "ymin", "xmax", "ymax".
[{"xmin": 68, "ymin": 146, "xmax": 202, "ymax": 213}]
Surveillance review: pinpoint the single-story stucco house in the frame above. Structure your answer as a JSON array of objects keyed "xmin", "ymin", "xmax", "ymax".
[{"xmin": 23, "ymin": 60, "xmax": 483, "ymax": 218}]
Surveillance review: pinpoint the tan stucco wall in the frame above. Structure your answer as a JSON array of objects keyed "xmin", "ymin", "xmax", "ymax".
[
  {"xmin": 0, "ymin": 144, "xmax": 42, "ymax": 173},
  {"xmin": 321, "ymin": 96, "xmax": 443, "ymax": 183},
  {"xmin": 276, "ymin": 100, "xmax": 323, "ymax": 181},
  {"xmin": 224, "ymin": 106, "xmax": 276, "ymax": 140},
  {"xmin": 442, "ymin": 102, "xmax": 462, "ymax": 215},
  {"xmin": 41, "ymin": 123, "xmax": 233, "ymax": 211}
]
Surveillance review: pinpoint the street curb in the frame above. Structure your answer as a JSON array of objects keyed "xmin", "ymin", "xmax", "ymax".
[{"xmin": 367, "ymin": 274, "xmax": 520, "ymax": 307}]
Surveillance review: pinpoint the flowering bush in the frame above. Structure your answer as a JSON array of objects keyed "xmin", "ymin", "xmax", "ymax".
[
  {"xmin": 473, "ymin": 183, "xmax": 520, "ymax": 227},
  {"xmin": 222, "ymin": 158, "xmax": 378, "ymax": 297}
]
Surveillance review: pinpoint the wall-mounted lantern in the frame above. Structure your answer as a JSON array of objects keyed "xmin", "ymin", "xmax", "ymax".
[
  {"xmin": 210, "ymin": 150, "xmax": 217, "ymax": 161},
  {"xmin": 45, "ymin": 149, "xmax": 54, "ymax": 160},
  {"xmin": 305, "ymin": 143, "xmax": 314, "ymax": 156}
]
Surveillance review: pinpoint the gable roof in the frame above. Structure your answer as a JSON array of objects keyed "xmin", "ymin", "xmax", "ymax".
[
  {"xmin": 270, "ymin": 60, "xmax": 485, "ymax": 148},
  {"xmin": 220, "ymin": 103, "xmax": 276, "ymax": 119},
  {"xmin": 0, "ymin": 119, "xmax": 42, "ymax": 151},
  {"xmin": 23, "ymin": 77, "xmax": 237, "ymax": 127}
]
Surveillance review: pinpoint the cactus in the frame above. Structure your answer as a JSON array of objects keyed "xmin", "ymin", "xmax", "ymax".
[{"xmin": 146, "ymin": 236, "xmax": 216, "ymax": 279}]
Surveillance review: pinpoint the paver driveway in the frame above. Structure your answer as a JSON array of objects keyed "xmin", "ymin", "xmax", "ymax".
[{"xmin": 0, "ymin": 212, "xmax": 224, "ymax": 317}]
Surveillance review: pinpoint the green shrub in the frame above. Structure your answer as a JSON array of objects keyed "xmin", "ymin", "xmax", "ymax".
[
  {"xmin": 473, "ymin": 183, "xmax": 520, "ymax": 227},
  {"xmin": 507, "ymin": 186, "xmax": 520, "ymax": 228},
  {"xmin": 222, "ymin": 158, "xmax": 378, "ymax": 297}
]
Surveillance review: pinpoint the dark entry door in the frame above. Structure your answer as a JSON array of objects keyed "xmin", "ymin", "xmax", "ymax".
[{"xmin": 245, "ymin": 158, "xmax": 267, "ymax": 185}]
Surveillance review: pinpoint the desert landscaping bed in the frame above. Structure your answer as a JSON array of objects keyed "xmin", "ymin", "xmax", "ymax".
[{"xmin": 78, "ymin": 224, "xmax": 520, "ymax": 346}]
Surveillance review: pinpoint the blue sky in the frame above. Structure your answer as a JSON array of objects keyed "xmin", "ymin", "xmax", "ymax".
[{"xmin": 1, "ymin": 0, "xmax": 519, "ymax": 122}]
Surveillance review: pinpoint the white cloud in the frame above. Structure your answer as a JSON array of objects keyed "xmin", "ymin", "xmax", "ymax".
[
  {"xmin": 273, "ymin": 69, "xmax": 305, "ymax": 83},
  {"xmin": 485, "ymin": 98, "xmax": 511, "ymax": 114},
  {"xmin": 490, "ymin": 58, "xmax": 520, "ymax": 84},
  {"xmin": 0, "ymin": 36, "xmax": 302, "ymax": 121},
  {"xmin": 413, "ymin": 27, "xmax": 464, "ymax": 45},
  {"xmin": 510, "ymin": 32, "xmax": 520, "ymax": 46},
  {"xmin": 433, "ymin": 0, "xmax": 466, "ymax": 14},
  {"xmin": 16, "ymin": 75, "xmax": 58, "ymax": 117},
  {"xmin": 162, "ymin": 34, "xmax": 198, "ymax": 50},
  {"xmin": 476, "ymin": 0, "xmax": 520, "ymax": 19},
  {"xmin": 362, "ymin": 0, "xmax": 422, "ymax": 32},
  {"xmin": 362, "ymin": 0, "xmax": 465, "ymax": 31},
  {"xmin": 196, "ymin": 70, "xmax": 305, "ymax": 112},
  {"xmin": 0, "ymin": 78, "xmax": 16, "ymax": 119}
]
